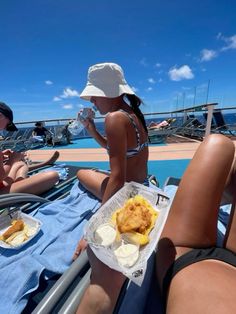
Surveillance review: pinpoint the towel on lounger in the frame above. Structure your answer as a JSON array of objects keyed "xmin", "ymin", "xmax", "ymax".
[{"xmin": 0, "ymin": 181, "xmax": 100, "ymax": 314}]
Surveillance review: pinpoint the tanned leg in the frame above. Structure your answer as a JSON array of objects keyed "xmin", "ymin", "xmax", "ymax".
[{"xmin": 155, "ymin": 134, "xmax": 236, "ymax": 313}]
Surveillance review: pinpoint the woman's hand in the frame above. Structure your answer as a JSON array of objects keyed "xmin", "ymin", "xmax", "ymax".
[
  {"xmin": 8, "ymin": 151, "xmax": 25, "ymax": 163},
  {"xmin": 77, "ymin": 109, "xmax": 96, "ymax": 133},
  {"xmin": 72, "ymin": 237, "xmax": 88, "ymax": 261}
]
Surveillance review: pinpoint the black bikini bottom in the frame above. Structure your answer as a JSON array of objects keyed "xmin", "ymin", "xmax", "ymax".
[{"xmin": 163, "ymin": 247, "xmax": 236, "ymax": 305}]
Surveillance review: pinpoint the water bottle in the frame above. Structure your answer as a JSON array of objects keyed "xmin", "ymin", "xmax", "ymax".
[{"xmin": 68, "ymin": 108, "xmax": 95, "ymax": 136}]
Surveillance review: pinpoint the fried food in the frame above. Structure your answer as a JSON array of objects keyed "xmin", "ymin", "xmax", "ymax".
[
  {"xmin": 116, "ymin": 201, "xmax": 152, "ymax": 234},
  {"xmin": 0, "ymin": 219, "xmax": 38, "ymax": 246},
  {"xmin": 111, "ymin": 195, "xmax": 158, "ymax": 245},
  {"xmin": 0, "ymin": 220, "xmax": 24, "ymax": 240}
]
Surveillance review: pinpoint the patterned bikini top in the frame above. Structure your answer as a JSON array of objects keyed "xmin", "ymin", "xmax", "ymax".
[{"xmin": 107, "ymin": 110, "xmax": 149, "ymax": 158}]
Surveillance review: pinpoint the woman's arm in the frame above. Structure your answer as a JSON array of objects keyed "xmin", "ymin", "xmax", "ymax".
[
  {"xmin": 79, "ymin": 114, "xmax": 108, "ymax": 148},
  {"xmin": 101, "ymin": 113, "xmax": 127, "ymax": 203},
  {"xmin": 0, "ymin": 151, "xmax": 6, "ymax": 180}
]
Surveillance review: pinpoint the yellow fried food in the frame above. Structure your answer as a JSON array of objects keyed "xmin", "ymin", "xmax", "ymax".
[
  {"xmin": 111, "ymin": 195, "xmax": 158, "ymax": 245},
  {"xmin": 0, "ymin": 220, "xmax": 24, "ymax": 240}
]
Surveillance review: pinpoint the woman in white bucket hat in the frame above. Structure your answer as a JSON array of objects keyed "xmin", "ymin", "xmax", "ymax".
[
  {"xmin": 74, "ymin": 63, "xmax": 149, "ymax": 313},
  {"xmin": 76, "ymin": 63, "xmax": 149, "ymax": 203}
]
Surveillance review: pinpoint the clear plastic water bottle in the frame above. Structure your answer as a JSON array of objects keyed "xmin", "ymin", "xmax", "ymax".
[{"xmin": 68, "ymin": 108, "xmax": 95, "ymax": 136}]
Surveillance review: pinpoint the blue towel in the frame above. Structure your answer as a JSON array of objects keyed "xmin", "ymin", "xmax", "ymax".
[
  {"xmin": 0, "ymin": 181, "xmax": 100, "ymax": 314},
  {"xmin": 39, "ymin": 163, "xmax": 69, "ymax": 181}
]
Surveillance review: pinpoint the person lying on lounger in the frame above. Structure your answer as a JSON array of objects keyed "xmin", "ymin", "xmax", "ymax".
[
  {"xmin": 0, "ymin": 101, "xmax": 60, "ymax": 195},
  {"xmin": 148, "ymin": 118, "xmax": 176, "ymax": 130},
  {"xmin": 77, "ymin": 134, "xmax": 236, "ymax": 313}
]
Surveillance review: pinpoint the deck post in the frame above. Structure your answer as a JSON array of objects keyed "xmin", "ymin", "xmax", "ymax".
[{"xmin": 205, "ymin": 104, "xmax": 215, "ymax": 137}]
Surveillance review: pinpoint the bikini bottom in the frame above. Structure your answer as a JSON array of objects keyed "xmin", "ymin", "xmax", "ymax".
[{"xmin": 163, "ymin": 247, "xmax": 236, "ymax": 304}]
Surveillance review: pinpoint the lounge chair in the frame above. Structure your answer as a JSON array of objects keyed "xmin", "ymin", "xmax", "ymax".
[
  {"xmin": 212, "ymin": 110, "xmax": 236, "ymax": 137},
  {"xmin": 0, "ymin": 163, "xmax": 103, "ymax": 314},
  {"xmin": 50, "ymin": 125, "xmax": 70, "ymax": 147},
  {"xmin": 29, "ymin": 179, "xmax": 165, "ymax": 314},
  {"xmin": 0, "ymin": 174, "xmax": 164, "ymax": 314},
  {"xmin": 148, "ymin": 119, "xmax": 179, "ymax": 144}
]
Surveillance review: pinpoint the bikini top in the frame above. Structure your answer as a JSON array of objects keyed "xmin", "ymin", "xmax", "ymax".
[{"xmin": 107, "ymin": 110, "xmax": 148, "ymax": 158}]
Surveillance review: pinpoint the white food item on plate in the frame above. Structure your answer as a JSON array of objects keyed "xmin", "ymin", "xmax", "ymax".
[
  {"xmin": 94, "ymin": 223, "xmax": 116, "ymax": 246},
  {"xmin": 114, "ymin": 243, "xmax": 139, "ymax": 267},
  {"xmin": 5, "ymin": 231, "xmax": 27, "ymax": 246}
]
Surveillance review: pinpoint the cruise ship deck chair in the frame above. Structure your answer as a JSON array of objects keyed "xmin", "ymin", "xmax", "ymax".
[
  {"xmin": 50, "ymin": 125, "xmax": 69, "ymax": 147},
  {"xmin": 212, "ymin": 110, "xmax": 236, "ymax": 137},
  {"xmin": 31, "ymin": 179, "xmax": 165, "ymax": 314},
  {"xmin": 0, "ymin": 178, "xmax": 103, "ymax": 314},
  {"xmin": 148, "ymin": 120, "xmax": 179, "ymax": 144}
]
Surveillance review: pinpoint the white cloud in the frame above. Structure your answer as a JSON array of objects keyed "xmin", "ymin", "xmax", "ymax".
[
  {"xmin": 139, "ymin": 58, "xmax": 148, "ymax": 66},
  {"xmin": 148, "ymin": 78, "xmax": 156, "ymax": 84},
  {"xmin": 76, "ymin": 103, "xmax": 85, "ymax": 108},
  {"xmin": 200, "ymin": 49, "xmax": 217, "ymax": 62},
  {"xmin": 146, "ymin": 87, "xmax": 153, "ymax": 92},
  {"xmin": 155, "ymin": 63, "xmax": 161, "ymax": 67},
  {"xmin": 131, "ymin": 86, "xmax": 138, "ymax": 92},
  {"xmin": 168, "ymin": 65, "xmax": 194, "ymax": 81},
  {"xmin": 221, "ymin": 34, "xmax": 236, "ymax": 51},
  {"xmin": 62, "ymin": 104, "xmax": 74, "ymax": 109},
  {"xmin": 53, "ymin": 96, "xmax": 61, "ymax": 101},
  {"xmin": 60, "ymin": 87, "xmax": 80, "ymax": 98},
  {"xmin": 45, "ymin": 80, "xmax": 53, "ymax": 85}
]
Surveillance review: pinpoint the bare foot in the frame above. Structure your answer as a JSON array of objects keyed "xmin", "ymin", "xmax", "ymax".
[
  {"xmin": 46, "ymin": 151, "xmax": 60, "ymax": 165},
  {"xmin": 73, "ymin": 238, "xmax": 88, "ymax": 261}
]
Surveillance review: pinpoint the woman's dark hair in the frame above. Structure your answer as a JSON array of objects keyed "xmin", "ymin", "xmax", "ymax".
[{"xmin": 125, "ymin": 94, "xmax": 148, "ymax": 133}]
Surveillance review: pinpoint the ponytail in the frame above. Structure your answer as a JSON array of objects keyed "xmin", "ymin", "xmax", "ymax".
[{"xmin": 125, "ymin": 94, "xmax": 148, "ymax": 133}]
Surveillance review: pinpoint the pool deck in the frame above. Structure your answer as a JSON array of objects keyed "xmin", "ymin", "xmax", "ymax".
[
  {"xmin": 28, "ymin": 139, "xmax": 236, "ymax": 163},
  {"xmin": 28, "ymin": 142, "xmax": 203, "ymax": 162}
]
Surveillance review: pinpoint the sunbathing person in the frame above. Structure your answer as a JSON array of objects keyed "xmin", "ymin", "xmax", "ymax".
[
  {"xmin": 74, "ymin": 62, "xmax": 149, "ymax": 249},
  {"xmin": 76, "ymin": 62, "xmax": 149, "ymax": 204},
  {"xmin": 148, "ymin": 118, "xmax": 175, "ymax": 130},
  {"xmin": 32, "ymin": 121, "xmax": 53, "ymax": 145},
  {"xmin": 76, "ymin": 134, "xmax": 236, "ymax": 313},
  {"xmin": 0, "ymin": 101, "xmax": 60, "ymax": 195},
  {"xmin": 155, "ymin": 133, "xmax": 236, "ymax": 313},
  {"xmin": 73, "ymin": 62, "xmax": 149, "ymax": 311}
]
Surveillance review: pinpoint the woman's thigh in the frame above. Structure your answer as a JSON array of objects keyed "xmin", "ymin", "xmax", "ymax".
[
  {"xmin": 5, "ymin": 161, "xmax": 28, "ymax": 183},
  {"xmin": 166, "ymin": 260, "xmax": 236, "ymax": 314},
  {"xmin": 9, "ymin": 171, "xmax": 59, "ymax": 194},
  {"xmin": 77, "ymin": 169, "xmax": 109, "ymax": 200}
]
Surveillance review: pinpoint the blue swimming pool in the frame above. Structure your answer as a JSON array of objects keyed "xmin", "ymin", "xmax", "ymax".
[
  {"xmin": 42, "ymin": 138, "xmax": 167, "ymax": 149},
  {"xmin": 66, "ymin": 159, "xmax": 190, "ymax": 188}
]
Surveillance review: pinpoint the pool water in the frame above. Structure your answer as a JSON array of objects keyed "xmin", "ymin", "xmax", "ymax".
[
  {"xmin": 43, "ymin": 138, "xmax": 189, "ymax": 187},
  {"xmin": 66, "ymin": 159, "xmax": 190, "ymax": 188},
  {"xmin": 42, "ymin": 138, "xmax": 167, "ymax": 150}
]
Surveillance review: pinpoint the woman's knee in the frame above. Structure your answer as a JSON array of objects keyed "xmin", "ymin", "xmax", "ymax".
[
  {"xmin": 42, "ymin": 171, "xmax": 59, "ymax": 184},
  {"xmin": 205, "ymin": 134, "xmax": 234, "ymax": 150},
  {"xmin": 77, "ymin": 169, "xmax": 91, "ymax": 183}
]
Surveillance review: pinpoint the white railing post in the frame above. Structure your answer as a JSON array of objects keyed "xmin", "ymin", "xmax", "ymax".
[{"xmin": 205, "ymin": 104, "xmax": 215, "ymax": 137}]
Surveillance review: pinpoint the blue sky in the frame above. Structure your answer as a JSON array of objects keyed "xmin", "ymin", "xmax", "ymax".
[{"xmin": 0, "ymin": 0, "xmax": 236, "ymax": 122}]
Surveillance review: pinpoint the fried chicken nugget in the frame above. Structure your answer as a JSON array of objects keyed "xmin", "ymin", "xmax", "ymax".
[
  {"xmin": 116, "ymin": 196, "xmax": 153, "ymax": 234},
  {"xmin": 1, "ymin": 220, "xmax": 24, "ymax": 240}
]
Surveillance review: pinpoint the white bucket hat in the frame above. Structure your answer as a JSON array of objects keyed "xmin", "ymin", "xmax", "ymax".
[{"xmin": 80, "ymin": 63, "xmax": 135, "ymax": 100}]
